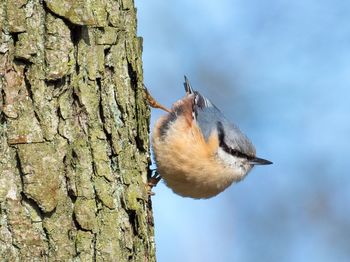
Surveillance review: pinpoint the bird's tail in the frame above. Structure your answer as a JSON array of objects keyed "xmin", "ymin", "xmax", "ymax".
[{"xmin": 183, "ymin": 75, "xmax": 194, "ymax": 94}]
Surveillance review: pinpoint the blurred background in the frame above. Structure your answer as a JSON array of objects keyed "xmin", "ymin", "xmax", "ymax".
[{"xmin": 135, "ymin": 0, "xmax": 350, "ymax": 261}]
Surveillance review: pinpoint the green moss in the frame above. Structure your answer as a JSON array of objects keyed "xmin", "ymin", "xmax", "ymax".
[
  {"xmin": 96, "ymin": 27, "xmax": 119, "ymax": 45},
  {"xmin": 7, "ymin": 0, "xmax": 27, "ymax": 33},
  {"xmin": 74, "ymin": 197, "xmax": 97, "ymax": 231},
  {"xmin": 45, "ymin": 13, "xmax": 74, "ymax": 80},
  {"xmin": 42, "ymin": 192, "xmax": 76, "ymax": 259},
  {"xmin": 76, "ymin": 231, "xmax": 94, "ymax": 261},
  {"xmin": 70, "ymin": 139, "xmax": 95, "ymax": 199},
  {"xmin": 94, "ymin": 176, "xmax": 115, "ymax": 209},
  {"xmin": 125, "ymin": 184, "xmax": 141, "ymax": 211},
  {"xmin": 13, "ymin": 1, "xmax": 44, "ymax": 61},
  {"xmin": 91, "ymin": 138, "xmax": 113, "ymax": 181},
  {"xmin": 17, "ymin": 142, "xmax": 62, "ymax": 213},
  {"xmin": 45, "ymin": 0, "xmax": 107, "ymax": 26}
]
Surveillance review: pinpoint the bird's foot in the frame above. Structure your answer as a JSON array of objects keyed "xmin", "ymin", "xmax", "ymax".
[
  {"xmin": 147, "ymin": 169, "xmax": 162, "ymax": 196},
  {"xmin": 144, "ymin": 85, "xmax": 171, "ymax": 113}
]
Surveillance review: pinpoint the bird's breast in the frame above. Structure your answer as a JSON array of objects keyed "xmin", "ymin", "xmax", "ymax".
[{"xmin": 152, "ymin": 115, "xmax": 242, "ymax": 198}]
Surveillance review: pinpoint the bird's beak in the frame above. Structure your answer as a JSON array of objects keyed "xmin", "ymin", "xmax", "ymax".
[{"xmin": 250, "ymin": 157, "xmax": 273, "ymax": 165}]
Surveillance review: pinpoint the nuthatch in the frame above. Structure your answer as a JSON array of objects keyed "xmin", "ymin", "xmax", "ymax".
[{"xmin": 146, "ymin": 76, "xmax": 272, "ymax": 199}]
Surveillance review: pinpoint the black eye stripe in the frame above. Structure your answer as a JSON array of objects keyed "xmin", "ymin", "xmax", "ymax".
[
  {"xmin": 216, "ymin": 122, "xmax": 254, "ymax": 160},
  {"xmin": 217, "ymin": 121, "xmax": 225, "ymax": 144}
]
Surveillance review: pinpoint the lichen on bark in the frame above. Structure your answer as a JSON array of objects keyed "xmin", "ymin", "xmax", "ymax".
[{"xmin": 0, "ymin": 0, "xmax": 155, "ymax": 261}]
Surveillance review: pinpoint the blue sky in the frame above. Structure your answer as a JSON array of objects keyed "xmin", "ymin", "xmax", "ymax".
[{"xmin": 135, "ymin": 1, "xmax": 350, "ymax": 261}]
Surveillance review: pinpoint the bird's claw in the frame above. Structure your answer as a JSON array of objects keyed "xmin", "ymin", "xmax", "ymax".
[
  {"xmin": 144, "ymin": 85, "xmax": 171, "ymax": 113},
  {"xmin": 147, "ymin": 169, "xmax": 161, "ymax": 196}
]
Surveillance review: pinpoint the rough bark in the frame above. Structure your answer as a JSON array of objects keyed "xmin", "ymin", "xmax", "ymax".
[{"xmin": 0, "ymin": 0, "xmax": 155, "ymax": 261}]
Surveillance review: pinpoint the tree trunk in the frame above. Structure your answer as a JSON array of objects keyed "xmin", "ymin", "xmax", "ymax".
[{"xmin": 0, "ymin": 0, "xmax": 155, "ymax": 261}]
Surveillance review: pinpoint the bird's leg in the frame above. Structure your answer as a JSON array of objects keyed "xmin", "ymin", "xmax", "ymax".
[
  {"xmin": 147, "ymin": 169, "xmax": 162, "ymax": 196},
  {"xmin": 144, "ymin": 85, "xmax": 171, "ymax": 113}
]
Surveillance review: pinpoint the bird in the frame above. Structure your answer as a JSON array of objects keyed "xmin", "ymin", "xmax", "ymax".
[{"xmin": 145, "ymin": 76, "xmax": 272, "ymax": 199}]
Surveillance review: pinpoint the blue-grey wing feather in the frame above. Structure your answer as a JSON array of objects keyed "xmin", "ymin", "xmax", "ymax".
[{"xmin": 194, "ymin": 92, "xmax": 256, "ymax": 156}]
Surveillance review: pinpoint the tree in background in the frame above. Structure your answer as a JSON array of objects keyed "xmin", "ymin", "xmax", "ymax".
[{"xmin": 0, "ymin": 0, "xmax": 155, "ymax": 260}]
